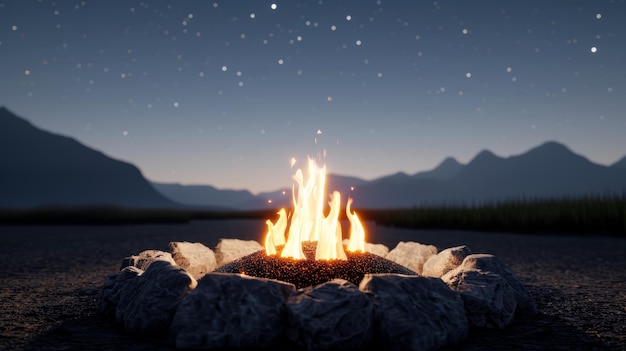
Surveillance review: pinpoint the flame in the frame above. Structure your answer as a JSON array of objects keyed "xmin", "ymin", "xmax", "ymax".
[{"xmin": 264, "ymin": 157, "xmax": 365, "ymax": 260}]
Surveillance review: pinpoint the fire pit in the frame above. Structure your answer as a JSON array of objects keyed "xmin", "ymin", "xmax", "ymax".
[{"xmin": 99, "ymin": 157, "xmax": 536, "ymax": 350}]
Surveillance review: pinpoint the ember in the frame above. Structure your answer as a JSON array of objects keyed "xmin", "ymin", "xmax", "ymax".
[{"xmin": 216, "ymin": 241, "xmax": 415, "ymax": 288}]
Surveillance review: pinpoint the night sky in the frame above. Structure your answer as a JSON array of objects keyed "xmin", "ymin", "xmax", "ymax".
[{"xmin": 2, "ymin": 0, "xmax": 625, "ymax": 193}]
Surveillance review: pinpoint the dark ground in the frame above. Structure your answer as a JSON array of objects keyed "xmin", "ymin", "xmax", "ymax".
[{"xmin": 0, "ymin": 220, "xmax": 625, "ymax": 351}]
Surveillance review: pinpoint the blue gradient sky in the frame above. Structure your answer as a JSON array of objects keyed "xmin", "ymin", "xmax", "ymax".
[{"xmin": 1, "ymin": 0, "xmax": 625, "ymax": 193}]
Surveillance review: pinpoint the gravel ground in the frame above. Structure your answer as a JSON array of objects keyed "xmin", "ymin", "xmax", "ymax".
[{"xmin": 1, "ymin": 220, "xmax": 625, "ymax": 351}]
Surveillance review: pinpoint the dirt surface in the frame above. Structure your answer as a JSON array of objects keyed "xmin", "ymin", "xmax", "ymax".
[{"xmin": 1, "ymin": 220, "xmax": 625, "ymax": 351}]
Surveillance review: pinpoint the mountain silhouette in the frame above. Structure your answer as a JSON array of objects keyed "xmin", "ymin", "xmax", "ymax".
[
  {"xmin": 612, "ymin": 156, "xmax": 626, "ymax": 169},
  {"xmin": 0, "ymin": 107, "xmax": 178, "ymax": 208},
  {"xmin": 4, "ymin": 107, "xmax": 625, "ymax": 210},
  {"xmin": 350, "ymin": 141, "xmax": 626, "ymax": 208}
]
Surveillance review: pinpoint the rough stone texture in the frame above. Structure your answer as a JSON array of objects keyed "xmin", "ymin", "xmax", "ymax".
[
  {"xmin": 385, "ymin": 241, "xmax": 437, "ymax": 275},
  {"xmin": 359, "ymin": 274, "xmax": 468, "ymax": 351},
  {"xmin": 443, "ymin": 269, "xmax": 517, "ymax": 329},
  {"xmin": 214, "ymin": 238, "xmax": 263, "ymax": 267},
  {"xmin": 119, "ymin": 249, "xmax": 176, "ymax": 271},
  {"xmin": 342, "ymin": 239, "xmax": 390, "ymax": 257},
  {"xmin": 365, "ymin": 242, "xmax": 390, "ymax": 257},
  {"xmin": 98, "ymin": 266, "xmax": 142, "ymax": 316},
  {"xmin": 422, "ymin": 245, "xmax": 472, "ymax": 278},
  {"xmin": 169, "ymin": 241, "xmax": 217, "ymax": 280},
  {"xmin": 113, "ymin": 261, "xmax": 197, "ymax": 335},
  {"xmin": 216, "ymin": 241, "xmax": 416, "ymax": 289},
  {"xmin": 286, "ymin": 279, "xmax": 374, "ymax": 350},
  {"xmin": 447, "ymin": 253, "xmax": 537, "ymax": 315},
  {"xmin": 168, "ymin": 273, "xmax": 295, "ymax": 349}
]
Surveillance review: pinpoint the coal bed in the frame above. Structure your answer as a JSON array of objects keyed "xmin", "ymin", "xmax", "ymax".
[{"xmin": 215, "ymin": 241, "xmax": 416, "ymax": 288}]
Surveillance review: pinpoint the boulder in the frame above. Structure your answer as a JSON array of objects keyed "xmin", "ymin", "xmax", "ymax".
[
  {"xmin": 359, "ymin": 274, "xmax": 468, "ymax": 351},
  {"xmin": 214, "ymin": 238, "xmax": 263, "ymax": 267},
  {"xmin": 286, "ymin": 279, "xmax": 374, "ymax": 350},
  {"xmin": 446, "ymin": 254, "xmax": 536, "ymax": 315},
  {"xmin": 422, "ymin": 245, "xmax": 472, "ymax": 278},
  {"xmin": 99, "ymin": 266, "xmax": 142, "ymax": 316},
  {"xmin": 120, "ymin": 249, "xmax": 176, "ymax": 271},
  {"xmin": 385, "ymin": 241, "xmax": 437, "ymax": 274},
  {"xmin": 342, "ymin": 239, "xmax": 389, "ymax": 257},
  {"xmin": 169, "ymin": 273, "xmax": 295, "ymax": 349},
  {"xmin": 443, "ymin": 269, "xmax": 516, "ymax": 328},
  {"xmin": 365, "ymin": 242, "xmax": 390, "ymax": 257},
  {"xmin": 114, "ymin": 261, "xmax": 197, "ymax": 334},
  {"xmin": 169, "ymin": 241, "xmax": 217, "ymax": 279}
]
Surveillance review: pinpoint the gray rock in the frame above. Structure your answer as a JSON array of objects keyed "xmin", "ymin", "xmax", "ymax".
[
  {"xmin": 385, "ymin": 241, "xmax": 437, "ymax": 275},
  {"xmin": 422, "ymin": 245, "xmax": 472, "ymax": 278},
  {"xmin": 169, "ymin": 272, "xmax": 295, "ymax": 349},
  {"xmin": 286, "ymin": 279, "xmax": 374, "ymax": 350},
  {"xmin": 447, "ymin": 254, "xmax": 537, "ymax": 315},
  {"xmin": 214, "ymin": 238, "xmax": 263, "ymax": 267},
  {"xmin": 443, "ymin": 269, "xmax": 517, "ymax": 328},
  {"xmin": 169, "ymin": 241, "xmax": 217, "ymax": 279},
  {"xmin": 359, "ymin": 274, "xmax": 468, "ymax": 351},
  {"xmin": 99, "ymin": 266, "xmax": 142, "ymax": 316},
  {"xmin": 120, "ymin": 249, "xmax": 176, "ymax": 271},
  {"xmin": 114, "ymin": 260, "xmax": 197, "ymax": 334}
]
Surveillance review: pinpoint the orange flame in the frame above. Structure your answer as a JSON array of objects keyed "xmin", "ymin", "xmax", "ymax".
[{"xmin": 264, "ymin": 157, "xmax": 365, "ymax": 260}]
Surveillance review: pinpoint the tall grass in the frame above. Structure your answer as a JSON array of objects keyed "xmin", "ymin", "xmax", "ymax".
[
  {"xmin": 2, "ymin": 196, "xmax": 624, "ymax": 236},
  {"xmin": 359, "ymin": 196, "xmax": 626, "ymax": 236}
]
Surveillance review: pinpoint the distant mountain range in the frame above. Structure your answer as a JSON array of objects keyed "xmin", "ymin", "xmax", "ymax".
[
  {"xmin": 2, "ymin": 106, "xmax": 625, "ymax": 210},
  {"xmin": 0, "ymin": 107, "xmax": 177, "ymax": 209}
]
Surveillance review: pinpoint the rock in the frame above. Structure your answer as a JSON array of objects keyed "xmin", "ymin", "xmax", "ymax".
[
  {"xmin": 422, "ymin": 245, "xmax": 472, "ymax": 278},
  {"xmin": 169, "ymin": 272, "xmax": 295, "ymax": 349},
  {"xmin": 169, "ymin": 241, "xmax": 217, "ymax": 279},
  {"xmin": 114, "ymin": 261, "xmax": 197, "ymax": 334},
  {"xmin": 385, "ymin": 241, "xmax": 437, "ymax": 274},
  {"xmin": 214, "ymin": 238, "xmax": 263, "ymax": 267},
  {"xmin": 447, "ymin": 254, "xmax": 537, "ymax": 315},
  {"xmin": 99, "ymin": 266, "xmax": 142, "ymax": 316},
  {"xmin": 359, "ymin": 274, "xmax": 468, "ymax": 351},
  {"xmin": 365, "ymin": 242, "xmax": 390, "ymax": 257},
  {"xmin": 342, "ymin": 239, "xmax": 389, "ymax": 257},
  {"xmin": 286, "ymin": 279, "xmax": 374, "ymax": 350},
  {"xmin": 120, "ymin": 249, "xmax": 176, "ymax": 271},
  {"xmin": 443, "ymin": 269, "xmax": 517, "ymax": 328}
]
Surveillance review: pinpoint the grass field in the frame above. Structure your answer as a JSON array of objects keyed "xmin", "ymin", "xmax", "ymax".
[{"xmin": 1, "ymin": 196, "xmax": 624, "ymax": 235}]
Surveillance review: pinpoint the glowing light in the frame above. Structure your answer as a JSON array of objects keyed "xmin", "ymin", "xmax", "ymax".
[
  {"xmin": 356, "ymin": 40, "xmax": 362, "ymax": 46},
  {"xmin": 278, "ymin": 59, "xmax": 284, "ymax": 65},
  {"xmin": 506, "ymin": 66, "xmax": 512, "ymax": 73},
  {"xmin": 270, "ymin": 3, "xmax": 277, "ymax": 10},
  {"xmin": 221, "ymin": 65, "xmax": 228, "ymax": 71},
  {"xmin": 24, "ymin": 69, "xmax": 31, "ymax": 76},
  {"xmin": 590, "ymin": 46, "xmax": 597, "ymax": 53},
  {"xmin": 264, "ymin": 158, "xmax": 365, "ymax": 261},
  {"xmin": 250, "ymin": 13, "xmax": 256, "ymax": 19},
  {"xmin": 11, "ymin": 25, "xmax": 17, "ymax": 31},
  {"xmin": 327, "ymin": 96, "xmax": 333, "ymax": 102},
  {"xmin": 331, "ymin": 25, "xmax": 337, "ymax": 31},
  {"xmin": 466, "ymin": 72, "xmax": 472, "ymax": 78},
  {"xmin": 346, "ymin": 15, "xmax": 352, "ymax": 21},
  {"xmin": 462, "ymin": 28, "xmax": 468, "ymax": 35},
  {"xmin": 290, "ymin": 157, "xmax": 297, "ymax": 167},
  {"xmin": 297, "ymin": 35, "xmax": 302, "ymax": 41},
  {"xmin": 122, "ymin": 130, "xmax": 128, "ymax": 136},
  {"xmin": 316, "ymin": 129, "xmax": 323, "ymax": 135},
  {"xmin": 377, "ymin": 72, "xmax": 383, "ymax": 78},
  {"xmin": 173, "ymin": 102, "xmax": 179, "ymax": 107},
  {"xmin": 596, "ymin": 13, "xmax": 602, "ymax": 19}
]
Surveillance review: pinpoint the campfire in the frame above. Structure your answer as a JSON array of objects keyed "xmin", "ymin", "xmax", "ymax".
[
  {"xmin": 216, "ymin": 157, "xmax": 414, "ymax": 288},
  {"xmin": 100, "ymin": 155, "xmax": 537, "ymax": 350}
]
